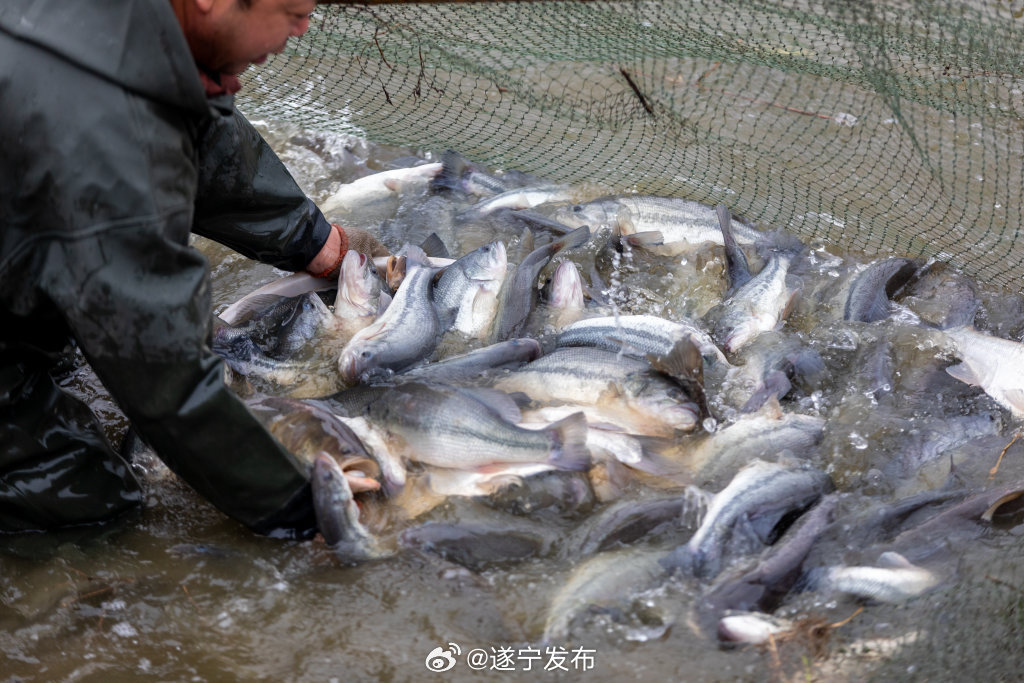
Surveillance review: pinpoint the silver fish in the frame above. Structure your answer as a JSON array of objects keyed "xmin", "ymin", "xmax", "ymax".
[
  {"xmin": 717, "ymin": 611, "xmax": 794, "ymax": 645},
  {"xmin": 432, "ymin": 240, "xmax": 507, "ymax": 336},
  {"xmin": 674, "ymin": 459, "xmax": 833, "ymax": 580},
  {"xmin": 689, "ymin": 401, "xmax": 826, "ymax": 486},
  {"xmin": 552, "ymin": 196, "xmax": 766, "ymax": 254},
  {"xmin": 704, "ymin": 251, "xmax": 799, "ymax": 354},
  {"xmin": 542, "ymin": 260, "xmax": 586, "ymax": 330},
  {"xmin": 327, "ymin": 381, "xmax": 591, "ymax": 471},
  {"xmin": 943, "ymin": 325, "xmax": 1024, "ymax": 419},
  {"xmin": 488, "ymin": 225, "xmax": 591, "ymax": 342},
  {"xmin": 843, "ymin": 257, "xmax": 922, "ymax": 322},
  {"xmin": 695, "ymin": 494, "xmax": 839, "ymax": 636},
  {"xmin": 803, "ymin": 551, "xmax": 939, "ymax": 603},
  {"xmin": 719, "ymin": 330, "xmax": 826, "ymax": 412},
  {"xmin": 399, "ymin": 338, "xmax": 542, "ymax": 384},
  {"xmin": 542, "ymin": 547, "xmax": 668, "ymax": 644},
  {"xmin": 457, "ymin": 185, "xmax": 575, "ymax": 221},
  {"xmin": 494, "ymin": 346, "xmax": 701, "ymax": 437},
  {"xmin": 318, "ymin": 162, "xmax": 443, "ymax": 224},
  {"xmin": 338, "ymin": 246, "xmax": 441, "ymax": 383},
  {"xmin": 333, "ymin": 249, "xmax": 391, "ymax": 338},
  {"xmin": 556, "ymin": 313, "xmax": 729, "ymax": 368},
  {"xmin": 310, "ymin": 453, "xmax": 387, "ymax": 563}
]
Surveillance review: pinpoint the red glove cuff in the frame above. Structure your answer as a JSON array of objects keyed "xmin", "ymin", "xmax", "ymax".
[{"xmin": 312, "ymin": 224, "xmax": 349, "ymax": 279}]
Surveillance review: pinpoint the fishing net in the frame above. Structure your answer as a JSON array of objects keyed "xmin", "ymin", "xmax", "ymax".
[{"xmin": 237, "ymin": 0, "xmax": 1024, "ymax": 292}]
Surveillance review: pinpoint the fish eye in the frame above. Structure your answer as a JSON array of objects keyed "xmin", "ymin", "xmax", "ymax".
[{"xmin": 573, "ymin": 205, "xmax": 584, "ymax": 213}]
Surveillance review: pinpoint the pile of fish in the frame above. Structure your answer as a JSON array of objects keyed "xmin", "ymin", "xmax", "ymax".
[{"xmin": 212, "ymin": 150, "xmax": 1024, "ymax": 650}]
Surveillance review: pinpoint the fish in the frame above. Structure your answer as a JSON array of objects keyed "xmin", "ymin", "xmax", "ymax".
[
  {"xmin": 942, "ymin": 325, "xmax": 1024, "ymax": 419},
  {"xmin": 424, "ymin": 462, "xmax": 557, "ymax": 498},
  {"xmin": 686, "ymin": 400, "xmax": 826, "ymax": 486},
  {"xmin": 694, "ymin": 494, "xmax": 839, "ymax": 635},
  {"xmin": 541, "ymin": 260, "xmax": 586, "ymax": 330},
  {"xmin": 802, "ymin": 551, "xmax": 939, "ymax": 603},
  {"xmin": 338, "ymin": 246, "xmax": 441, "ymax": 383},
  {"xmin": 215, "ymin": 290, "xmax": 338, "ymax": 359},
  {"xmin": 717, "ymin": 611, "xmax": 794, "ymax": 645},
  {"xmin": 398, "ymin": 338, "xmax": 542, "ymax": 384},
  {"xmin": 488, "ymin": 225, "xmax": 591, "ymax": 342},
  {"xmin": 247, "ymin": 396, "xmax": 382, "ymax": 491},
  {"xmin": 551, "ymin": 196, "xmax": 766, "ymax": 254},
  {"xmin": 214, "ymin": 334, "xmax": 346, "ymax": 398},
  {"xmin": 719, "ymin": 330, "xmax": 826, "ymax": 412},
  {"xmin": 325, "ymin": 381, "xmax": 591, "ymax": 471},
  {"xmin": 431, "ymin": 240, "xmax": 507, "ymax": 336},
  {"xmin": 843, "ymin": 257, "xmax": 923, "ymax": 322},
  {"xmin": 704, "ymin": 250, "xmax": 799, "ymax": 354},
  {"xmin": 667, "ymin": 459, "xmax": 833, "ymax": 580},
  {"xmin": 494, "ymin": 345, "xmax": 701, "ymax": 438},
  {"xmin": 480, "ymin": 469, "xmax": 596, "ymax": 519},
  {"xmin": 556, "ymin": 314, "xmax": 729, "ymax": 368},
  {"xmin": 333, "ymin": 249, "xmax": 391, "ymax": 338},
  {"xmin": 400, "ymin": 519, "xmax": 551, "ymax": 570},
  {"xmin": 217, "ymin": 272, "xmax": 333, "ymax": 327},
  {"xmin": 457, "ymin": 185, "xmax": 575, "ymax": 222},
  {"xmin": 542, "ymin": 547, "xmax": 668, "ymax": 643},
  {"xmin": 310, "ymin": 453, "xmax": 387, "ymax": 563},
  {"xmin": 566, "ymin": 493, "xmax": 687, "ymax": 557},
  {"xmin": 318, "ymin": 162, "xmax": 443, "ymax": 224}
]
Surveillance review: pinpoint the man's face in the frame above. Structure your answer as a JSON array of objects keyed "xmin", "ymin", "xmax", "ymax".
[{"xmin": 193, "ymin": 0, "xmax": 316, "ymax": 75}]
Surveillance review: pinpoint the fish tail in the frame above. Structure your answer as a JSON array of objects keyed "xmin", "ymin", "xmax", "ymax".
[
  {"xmin": 431, "ymin": 149, "xmax": 471, "ymax": 195},
  {"xmin": 545, "ymin": 411, "xmax": 592, "ymax": 471}
]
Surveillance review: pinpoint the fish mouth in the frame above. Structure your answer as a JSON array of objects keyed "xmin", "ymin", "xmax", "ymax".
[{"xmin": 338, "ymin": 351, "xmax": 361, "ymax": 383}]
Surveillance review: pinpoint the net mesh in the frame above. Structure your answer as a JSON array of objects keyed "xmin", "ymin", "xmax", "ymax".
[{"xmin": 238, "ymin": 0, "xmax": 1024, "ymax": 289}]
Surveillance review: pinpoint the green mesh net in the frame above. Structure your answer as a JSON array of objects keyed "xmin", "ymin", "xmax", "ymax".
[{"xmin": 238, "ymin": 0, "xmax": 1024, "ymax": 290}]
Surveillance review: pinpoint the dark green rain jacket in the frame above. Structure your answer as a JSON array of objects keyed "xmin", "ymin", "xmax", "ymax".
[{"xmin": 0, "ymin": 0, "xmax": 330, "ymax": 536}]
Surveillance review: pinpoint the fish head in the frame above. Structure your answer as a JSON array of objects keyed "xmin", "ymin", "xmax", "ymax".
[
  {"xmin": 337, "ymin": 250, "xmax": 378, "ymax": 314},
  {"xmin": 548, "ymin": 261, "xmax": 585, "ymax": 310},
  {"xmin": 338, "ymin": 342, "xmax": 379, "ymax": 384},
  {"xmin": 464, "ymin": 240, "xmax": 508, "ymax": 283},
  {"xmin": 551, "ymin": 201, "xmax": 612, "ymax": 230}
]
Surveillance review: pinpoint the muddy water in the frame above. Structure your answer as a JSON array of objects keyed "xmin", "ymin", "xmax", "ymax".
[{"xmin": 3, "ymin": 121, "xmax": 1024, "ymax": 682}]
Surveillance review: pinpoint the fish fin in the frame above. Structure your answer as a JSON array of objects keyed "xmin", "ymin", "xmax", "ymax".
[
  {"xmin": 381, "ymin": 178, "xmax": 403, "ymax": 193},
  {"xmin": 780, "ymin": 287, "xmax": 801, "ymax": 323},
  {"xmin": 219, "ymin": 293, "xmax": 292, "ymax": 327},
  {"xmin": 461, "ymin": 387, "xmax": 523, "ymax": 424},
  {"xmin": 945, "ymin": 362, "xmax": 981, "ymax": 386},
  {"xmin": 506, "ymin": 208, "xmax": 575, "ymax": 235},
  {"xmin": 622, "ymin": 230, "xmax": 664, "ymax": 248},
  {"xmin": 647, "ymin": 336, "xmax": 712, "ymax": 421},
  {"xmin": 545, "ymin": 411, "xmax": 592, "ymax": 471},
  {"xmin": 376, "ymin": 291, "xmax": 393, "ymax": 316},
  {"xmin": 1003, "ymin": 389, "xmax": 1024, "ymax": 417},
  {"xmin": 718, "ymin": 203, "xmax": 752, "ymax": 293},
  {"xmin": 876, "ymin": 551, "xmax": 915, "ymax": 569},
  {"xmin": 419, "ymin": 232, "xmax": 450, "ymax": 259},
  {"xmin": 556, "ymin": 224, "xmax": 592, "ymax": 252},
  {"xmin": 739, "ymin": 371, "xmax": 793, "ymax": 413},
  {"xmin": 404, "ymin": 244, "xmax": 430, "ymax": 269}
]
